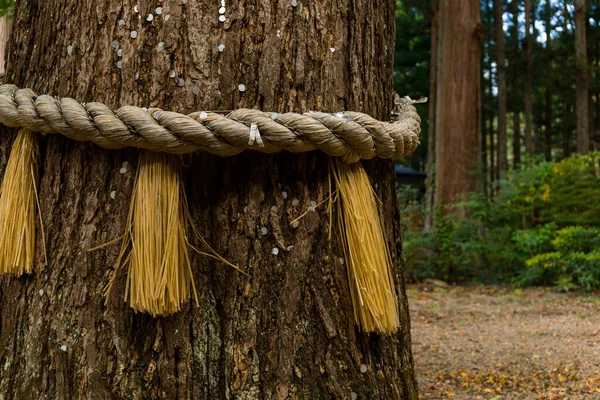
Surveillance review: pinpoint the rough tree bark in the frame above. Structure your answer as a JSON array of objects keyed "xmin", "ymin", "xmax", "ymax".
[
  {"xmin": 524, "ymin": 0, "xmax": 533, "ymax": 154},
  {"xmin": 495, "ymin": 0, "xmax": 507, "ymax": 174},
  {"xmin": 434, "ymin": 0, "xmax": 481, "ymax": 210},
  {"xmin": 0, "ymin": 1, "xmax": 417, "ymax": 399},
  {"xmin": 575, "ymin": 0, "xmax": 590, "ymax": 153}
]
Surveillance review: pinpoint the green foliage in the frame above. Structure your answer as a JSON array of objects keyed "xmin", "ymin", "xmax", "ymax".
[
  {"xmin": 518, "ymin": 227, "xmax": 600, "ymax": 291},
  {"xmin": 551, "ymin": 226, "xmax": 600, "ymax": 254},
  {"xmin": 494, "ymin": 152, "xmax": 600, "ymax": 227},
  {"xmin": 402, "ymin": 190, "xmax": 521, "ymax": 284},
  {"xmin": 0, "ymin": 0, "xmax": 14, "ymax": 18},
  {"xmin": 512, "ymin": 223, "xmax": 557, "ymax": 257},
  {"xmin": 401, "ymin": 153, "xmax": 600, "ymax": 291}
]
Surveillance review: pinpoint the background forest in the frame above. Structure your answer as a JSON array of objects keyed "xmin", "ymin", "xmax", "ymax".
[{"xmin": 395, "ymin": 0, "xmax": 600, "ymax": 291}]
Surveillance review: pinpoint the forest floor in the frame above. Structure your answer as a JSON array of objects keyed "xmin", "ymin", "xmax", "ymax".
[{"xmin": 408, "ymin": 283, "xmax": 600, "ymax": 399}]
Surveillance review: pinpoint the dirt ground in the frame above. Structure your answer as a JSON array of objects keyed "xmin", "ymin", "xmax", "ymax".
[{"xmin": 408, "ymin": 283, "xmax": 600, "ymax": 399}]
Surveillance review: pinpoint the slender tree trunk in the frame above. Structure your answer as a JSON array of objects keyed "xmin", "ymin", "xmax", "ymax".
[
  {"xmin": 425, "ymin": 0, "xmax": 439, "ymax": 229},
  {"xmin": 495, "ymin": 0, "xmax": 508, "ymax": 173},
  {"xmin": 0, "ymin": 1, "xmax": 417, "ymax": 398},
  {"xmin": 575, "ymin": 0, "xmax": 590, "ymax": 153},
  {"xmin": 434, "ymin": 0, "xmax": 481, "ymax": 211},
  {"xmin": 513, "ymin": 112, "xmax": 522, "ymax": 168},
  {"xmin": 597, "ymin": 28, "xmax": 600, "ymax": 149},
  {"xmin": 489, "ymin": 114, "xmax": 496, "ymax": 195},
  {"xmin": 482, "ymin": 108, "xmax": 488, "ymax": 197},
  {"xmin": 524, "ymin": 0, "xmax": 533, "ymax": 154},
  {"xmin": 563, "ymin": 103, "xmax": 572, "ymax": 156},
  {"xmin": 597, "ymin": 86, "xmax": 600, "ymax": 148},
  {"xmin": 0, "ymin": 16, "xmax": 9, "ymax": 74},
  {"xmin": 545, "ymin": 0, "xmax": 553, "ymax": 160},
  {"xmin": 586, "ymin": 0, "xmax": 594, "ymax": 149},
  {"xmin": 481, "ymin": 58, "xmax": 488, "ymax": 199},
  {"xmin": 596, "ymin": 28, "xmax": 600, "ymax": 149},
  {"xmin": 534, "ymin": 124, "xmax": 542, "ymax": 155},
  {"xmin": 511, "ymin": 0, "xmax": 521, "ymax": 168}
]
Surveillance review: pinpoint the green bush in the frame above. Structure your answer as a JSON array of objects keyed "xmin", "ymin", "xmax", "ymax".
[
  {"xmin": 517, "ymin": 227, "xmax": 600, "ymax": 291},
  {"xmin": 402, "ymin": 192, "xmax": 521, "ymax": 284},
  {"xmin": 512, "ymin": 223, "xmax": 557, "ymax": 257},
  {"xmin": 551, "ymin": 226, "xmax": 600, "ymax": 254},
  {"xmin": 399, "ymin": 152, "xmax": 600, "ymax": 289},
  {"xmin": 495, "ymin": 152, "xmax": 600, "ymax": 228},
  {"xmin": 518, "ymin": 252, "xmax": 563, "ymax": 287}
]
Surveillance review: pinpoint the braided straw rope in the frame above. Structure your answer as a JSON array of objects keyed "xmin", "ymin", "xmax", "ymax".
[{"xmin": 0, "ymin": 85, "xmax": 420, "ymax": 163}]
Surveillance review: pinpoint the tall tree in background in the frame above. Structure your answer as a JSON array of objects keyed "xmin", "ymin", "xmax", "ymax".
[
  {"xmin": 594, "ymin": 1, "xmax": 600, "ymax": 144},
  {"xmin": 511, "ymin": 0, "xmax": 522, "ymax": 167},
  {"xmin": 575, "ymin": 0, "xmax": 590, "ymax": 153},
  {"xmin": 434, "ymin": 0, "xmax": 481, "ymax": 210},
  {"xmin": 425, "ymin": 0, "xmax": 439, "ymax": 228},
  {"xmin": 544, "ymin": 0, "xmax": 553, "ymax": 160},
  {"xmin": 0, "ymin": 0, "xmax": 418, "ymax": 397},
  {"xmin": 0, "ymin": 16, "xmax": 8, "ymax": 73},
  {"xmin": 524, "ymin": 0, "xmax": 534, "ymax": 153},
  {"xmin": 496, "ymin": 0, "xmax": 508, "ymax": 173}
]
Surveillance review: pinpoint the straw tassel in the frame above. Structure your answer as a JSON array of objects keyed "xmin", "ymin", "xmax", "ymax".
[
  {"xmin": 118, "ymin": 150, "xmax": 197, "ymax": 316},
  {"xmin": 0, "ymin": 129, "xmax": 40, "ymax": 276},
  {"xmin": 331, "ymin": 158, "xmax": 399, "ymax": 333}
]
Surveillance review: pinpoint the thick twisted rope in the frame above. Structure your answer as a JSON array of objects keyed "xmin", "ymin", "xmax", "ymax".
[{"xmin": 0, "ymin": 84, "xmax": 420, "ymax": 163}]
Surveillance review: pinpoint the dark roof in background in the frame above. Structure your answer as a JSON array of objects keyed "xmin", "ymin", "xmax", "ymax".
[{"xmin": 395, "ymin": 165, "xmax": 427, "ymax": 177}]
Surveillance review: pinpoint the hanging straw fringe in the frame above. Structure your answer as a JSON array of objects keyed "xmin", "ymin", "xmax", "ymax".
[
  {"xmin": 331, "ymin": 158, "xmax": 400, "ymax": 334},
  {"xmin": 117, "ymin": 151, "xmax": 197, "ymax": 316},
  {"xmin": 0, "ymin": 129, "xmax": 40, "ymax": 276}
]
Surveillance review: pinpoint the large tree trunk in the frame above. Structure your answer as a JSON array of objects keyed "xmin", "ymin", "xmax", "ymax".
[
  {"xmin": 495, "ymin": 0, "xmax": 508, "ymax": 174},
  {"xmin": 575, "ymin": 0, "xmax": 590, "ymax": 153},
  {"xmin": 524, "ymin": 0, "xmax": 533, "ymax": 154},
  {"xmin": 434, "ymin": 0, "xmax": 481, "ymax": 210},
  {"xmin": 0, "ymin": 1, "xmax": 418, "ymax": 399}
]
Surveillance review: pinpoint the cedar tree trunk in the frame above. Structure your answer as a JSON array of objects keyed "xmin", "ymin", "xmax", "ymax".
[
  {"xmin": 424, "ymin": 0, "xmax": 438, "ymax": 229},
  {"xmin": 575, "ymin": 0, "xmax": 590, "ymax": 153},
  {"xmin": 544, "ymin": 0, "xmax": 552, "ymax": 161},
  {"xmin": 524, "ymin": 0, "xmax": 533, "ymax": 154},
  {"xmin": 511, "ymin": 0, "xmax": 521, "ymax": 169},
  {"xmin": 495, "ymin": 0, "xmax": 507, "ymax": 174},
  {"xmin": 434, "ymin": 0, "xmax": 481, "ymax": 210},
  {"xmin": 0, "ymin": 0, "xmax": 417, "ymax": 398}
]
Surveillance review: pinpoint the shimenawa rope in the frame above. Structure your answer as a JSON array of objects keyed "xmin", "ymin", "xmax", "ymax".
[{"xmin": 0, "ymin": 84, "xmax": 420, "ymax": 163}]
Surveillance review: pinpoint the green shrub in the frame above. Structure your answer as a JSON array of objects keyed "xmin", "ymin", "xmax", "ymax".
[
  {"xmin": 517, "ymin": 227, "xmax": 600, "ymax": 291},
  {"xmin": 512, "ymin": 223, "xmax": 557, "ymax": 257},
  {"xmin": 496, "ymin": 152, "xmax": 600, "ymax": 228},
  {"xmin": 551, "ymin": 226, "xmax": 600, "ymax": 254},
  {"xmin": 402, "ymin": 193, "xmax": 521, "ymax": 284},
  {"xmin": 399, "ymin": 152, "xmax": 600, "ymax": 289},
  {"xmin": 518, "ymin": 252, "xmax": 563, "ymax": 287}
]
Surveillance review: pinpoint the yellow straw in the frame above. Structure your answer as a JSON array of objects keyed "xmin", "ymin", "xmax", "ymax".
[
  {"xmin": 0, "ymin": 129, "xmax": 40, "ymax": 276},
  {"xmin": 330, "ymin": 158, "xmax": 399, "ymax": 333}
]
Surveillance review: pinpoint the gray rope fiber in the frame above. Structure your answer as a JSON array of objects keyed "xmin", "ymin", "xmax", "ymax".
[{"xmin": 0, "ymin": 84, "xmax": 421, "ymax": 163}]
